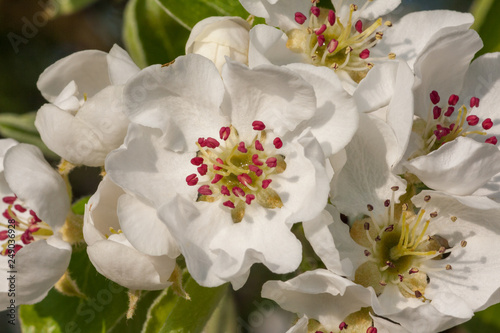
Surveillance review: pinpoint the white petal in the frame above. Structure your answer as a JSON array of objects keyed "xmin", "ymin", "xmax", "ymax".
[
  {"xmin": 285, "ymin": 315, "xmax": 308, "ymax": 333},
  {"xmin": 378, "ymin": 11, "xmax": 474, "ymax": 69},
  {"xmin": 248, "ymin": 25, "xmax": 305, "ymax": 68},
  {"xmin": 37, "ymin": 50, "xmax": 110, "ymax": 102},
  {"xmin": 53, "ymin": 81, "xmax": 80, "ymax": 112},
  {"xmin": 333, "ymin": 0, "xmax": 401, "ymax": 22},
  {"xmin": 404, "ymin": 137, "xmax": 500, "ymax": 195},
  {"xmin": 122, "ymin": 55, "xmax": 226, "ymax": 151},
  {"xmin": 222, "ymin": 60, "xmax": 316, "ymax": 139},
  {"xmin": 262, "ymin": 269, "xmax": 375, "ymax": 331},
  {"xmin": 87, "ymin": 235, "xmax": 175, "ymax": 290},
  {"xmin": 0, "ymin": 236, "xmax": 71, "ymax": 306},
  {"xmin": 118, "ymin": 193, "xmax": 180, "ymax": 258},
  {"xmin": 107, "ymin": 44, "xmax": 140, "ymax": 85},
  {"xmin": 413, "ymin": 29, "xmax": 482, "ymax": 120},
  {"xmin": 331, "ymin": 113, "xmax": 406, "ymax": 218},
  {"xmin": 4, "ymin": 144, "xmax": 69, "ymax": 231},
  {"xmin": 286, "ymin": 63, "xmax": 359, "ymax": 157},
  {"xmin": 106, "ymin": 125, "xmax": 194, "ymax": 209}
]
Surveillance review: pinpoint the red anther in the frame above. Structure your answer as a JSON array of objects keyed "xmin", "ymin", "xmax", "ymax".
[
  {"xmin": 433, "ymin": 106, "xmax": 442, "ymax": 119},
  {"xmin": 252, "ymin": 154, "xmax": 264, "ymax": 166},
  {"xmin": 245, "ymin": 194, "xmax": 256, "ymax": 205},
  {"xmin": 398, "ymin": 274, "xmax": 404, "ymax": 282},
  {"xmin": 255, "ymin": 140, "xmax": 264, "ymax": 151},
  {"xmin": 327, "ymin": 39, "xmax": 339, "ymax": 53},
  {"xmin": 219, "ymin": 126, "xmax": 230, "ymax": 141},
  {"xmin": 359, "ymin": 49, "xmax": 370, "ymax": 59},
  {"xmin": 249, "ymin": 165, "xmax": 263, "ymax": 177},
  {"xmin": 2, "ymin": 196, "xmax": 16, "ymax": 204},
  {"xmin": 295, "ymin": 12, "xmax": 307, "ymax": 24},
  {"xmin": 29, "ymin": 210, "xmax": 40, "ymax": 222},
  {"xmin": 211, "ymin": 174, "xmax": 223, "ymax": 184},
  {"xmin": 315, "ymin": 24, "xmax": 327, "ymax": 35},
  {"xmin": 262, "ymin": 179, "xmax": 272, "ymax": 189},
  {"xmin": 221, "ymin": 185, "xmax": 230, "ymax": 196},
  {"xmin": 317, "ymin": 35, "xmax": 325, "ymax": 47},
  {"xmin": 4, "ymin": 244, "xmax": 22, "ymax": 256},
  {"xmin": 355, "ymin": 20, "xmax": 363, "ymax": 33},
  {"xmin": 444, "ymin": 106, "xmax": 454, "ymax": 117},
  {"xmin": 0, "ymin": 230, "xmax": 8, "ymax": 241},
  {"xmin": 311, "ymin": 6, "xmax": 320, "ymax": 17},
  {"xmin": 486, "ymin": 136, "xmax": 498, "ymax": 145},
  {"xmin": 14, "ymin": 204, "xmax": 26, "ymax": 213},
  {"xmin": 238, "ymin": 142, "xmax": 247, "ymax": 153},
  {"xmin": 238, "ymin": 174, "xmax": 252, "ymax": 186},
  {"xmin": 205, "ymin": 137, "xmax": 220, "ymax": 148},
  {"xmin": 2, "ymin": 210, "xmax": 12, "ymax": 220},
  {"xmin": 409, "ymin": 268, "xmax": 419, "ymax": 274},
  {"xmin": 273, "ymin": 137, "xmax": 283, "ymax": 149},
  {"xmin": 191, "ymin": 157, "xmax": 204, "ymax": 166},
  {"xmin": 366, "ymin": 326, "xmax": 377, "ymax": 333},
  {"xmin": 198, "ymin": 185, "xmax": 213, "ymax": 196},
  {"xmin": 434, "ymin": 124, "xmax": 451, "ymax": 140},
  {"xmin": 328, "ymin": 10, "xmax": 336, "ymax": 26},
  {"xmin": 449, "ymin": 123, "xmax": 455, "ymax": 131},
  {"xmin": 232, "ymin": 186, "xmax": 245, "ymax": 197},
  {"xmin": 186, "ymin": 174, "xmax": 199, "ymax": 186},
  {"xmin": 483, "ymin": 118, "xmax": 493, "ymax": 130},
  {"xmin": 470, "ymin": 97, "xmax": 480, "ymax": 108},
  {"xmin": 197, "ymin": 164, "xmax": 208, "ymax": 176},
  {"xmin": 430, "ymin": 90, "xmax": 440, "ymax": 104},
  {"xmin": 339, "ymin": 322, "xmax": 348, "ymax": 330},
  {"xmin": 466, "ymin": 115, "xmax": 479, "ymax": 126},
  {"xmin": 223, "ymin": 200, "xmax": 235, "ymax": 209},
  {"xmin": 448, "ymin": 94, "xmax": 459, "ymax": 106},
  {"xmin": 214, "ymin": 158, "xmax": 224, "ymax": 171},
  {"xmin": 198, "ymin": 137, "xmax": 206, "ymax": 147},
  {"xmin": 252, "ymin": 121, "xmax": 266, "ymax": 131},
  {"xmin": 21, "ymin": 231, "xmax": 34, "ymax": 245},
  {"xmin": 266, "ymin": 157, "xmax": 277, "ymax": 168}
]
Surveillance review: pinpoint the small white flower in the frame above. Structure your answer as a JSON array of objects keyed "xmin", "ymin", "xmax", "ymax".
[
  {"xmin": 84, "ymin": 176, "xmax": 178, "ymax": 290},
  {"xmin": 186, "ymin": 16, "xmax": 251, "ymax": 72},
  {"xmin": 0, "ymin": 140, "xmax": 71, "ymax": 306},
  {"xmin": 105, "ymin": 54, "xmax": 352, "ymax": 288},
  {"xmin": 35, "ymin": 45, "xmax": 140, "ymax": 167}
]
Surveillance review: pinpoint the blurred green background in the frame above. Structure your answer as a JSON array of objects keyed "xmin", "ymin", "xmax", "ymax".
[{"xmin": 1, "ymin": 0, "xmax": 500, "ymax": 332}]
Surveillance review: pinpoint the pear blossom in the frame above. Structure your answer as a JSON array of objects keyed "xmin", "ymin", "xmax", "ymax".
[
  {"xmin": 396, "ymin": 28, "xmax": 500, "ymax": 197},
  {"xmin": 103, "ymin": 54, "xmax": 357, "ymax": 288},
  {"xmin": 240, "ymin": 0, "xmax": 476, "ymax": 93},
  {"xmin": 84, "ymin": 176, "xmax": 178, "ymax": 290},
  {"xmin": 0, "ymin": 140, "xmax": 71, "ymax": 306},
  {"xmin": 35, "ymin": 44, "xmax": 140, "ymax": 167},
  {"xmin": 186, "ymin": 16, "xmax": 251, "ymax": 72}
]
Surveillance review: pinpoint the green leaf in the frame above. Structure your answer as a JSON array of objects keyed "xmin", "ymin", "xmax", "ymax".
[
  {"xmin": 51, "ymin": 0, "xmax": 100, "ymax": 16},
  {"xmin": 123, "ymin": 0, "xmax": 190, "ymax": 68},
  {"xmin": 20, "ymin": 247, "xmax": 130, "ymax": 333},
  {"xmin": 463, "ymin": 303, "xmax": 500, "ymax": 332},
  {"xmin": 471, "ymin": 0, "xmax": 500, "ymax": 56},
  {"xmin": 0, "ymin": 112, "xmax": 57, "ymax": 159},
  {"xmin": 155, "ymin": 0, "xmax": 250, "ymax": 30},
  {"xmin": 142, "ymin": 272, "xmax": 228, "ymax": 333},
  {"xmin": 71, "ymin": 196, "xmax": 91, "ymax": 215}
]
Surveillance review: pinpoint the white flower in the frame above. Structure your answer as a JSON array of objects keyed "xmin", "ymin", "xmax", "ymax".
[
  {"xmin": 186, "ymin": 16, "xmax": 251, "ymax": 72},
  {"xmin": 240, "ymin": 0, "xmax": 475, "ymax": 93},
  {"xmin": 0, "ymin": 140, "xmax": 71, "ymax": 306},
  {"xmin": 105, "ymin": 54, "xmax": 353, "ymax": 288},
  {"xmin": 84, "ymin": 176, "xmax": 178, "ymax": 290},
  {"xmin": 35, "ymin": 45, "xmax": 140, "ymax": 167}
]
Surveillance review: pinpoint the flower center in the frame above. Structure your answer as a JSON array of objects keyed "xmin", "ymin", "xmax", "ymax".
[
  {"xmin": 351, "ymin": 188, "xmax": 464, "ymax": 301},
  {"xmin": 412, "ymin": 91, "xmax": 497, "ymax": 158},
  {"xmin": 288, "ymin": 0, "xmax": 394, "ymax": 83},
  {"xmin": 0, "ymin": 195, "xmax": 53, "ymax": 256},
  {"xmin": 185, "ymin": 121, "xmax": 286, "ymax": 223}
]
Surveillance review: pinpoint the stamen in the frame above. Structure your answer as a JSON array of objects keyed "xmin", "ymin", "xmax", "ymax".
[
  {"xmin": 295, "ymin": 12, "xmax": 307, "ymax": 24},
  {"xmin": 252, "ymin": 121, "xmax": 266, "ymax": 131},
  {"xmin": 355, "ymin": 20, "xmax": 363, "ymax": 33}
]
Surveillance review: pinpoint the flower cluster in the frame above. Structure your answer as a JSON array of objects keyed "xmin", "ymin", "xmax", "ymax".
[{"xmin": 8, "ymin": 0, "xmax": 500, "ymax": 332}]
